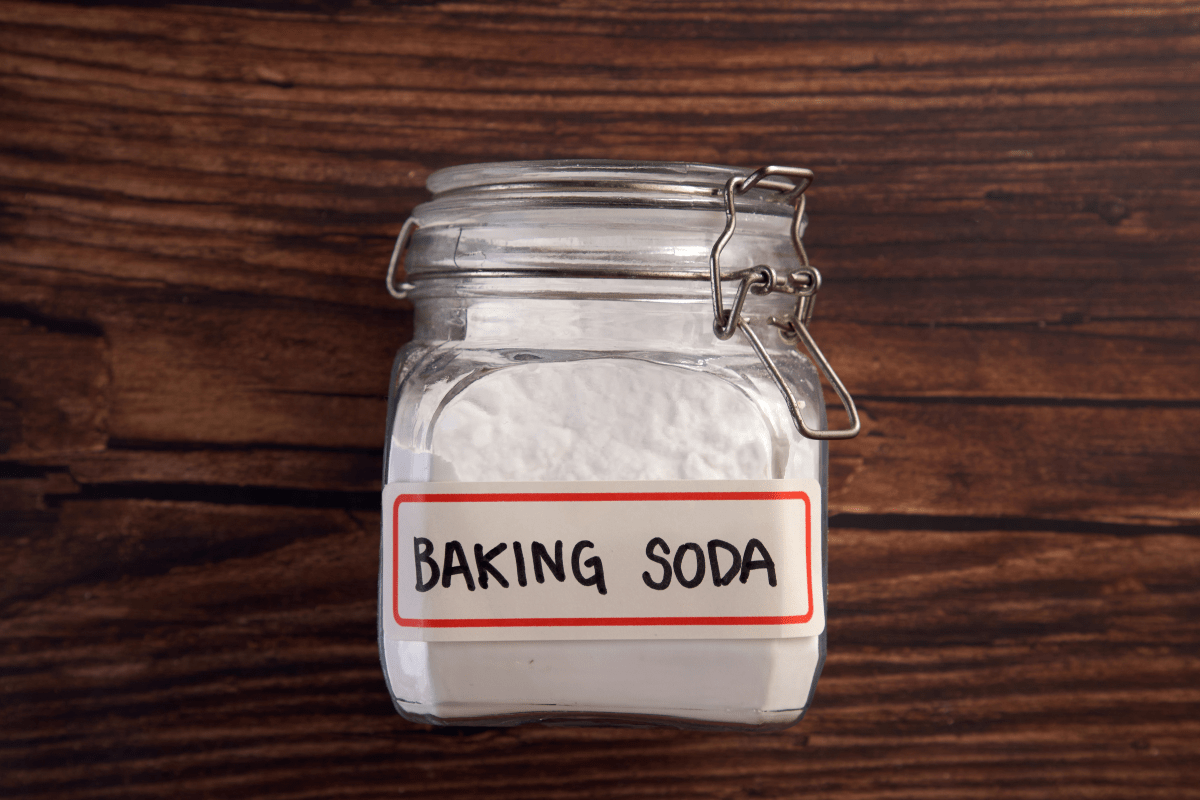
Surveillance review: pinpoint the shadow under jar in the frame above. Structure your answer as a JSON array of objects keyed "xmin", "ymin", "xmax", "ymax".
[{"xmin": 380, "ymin": 161, "xmax": 859, "ymax": 731}]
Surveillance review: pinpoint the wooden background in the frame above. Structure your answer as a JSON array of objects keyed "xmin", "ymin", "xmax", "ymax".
[{"xmin": 3, "ymin": 0, "xmax": 1199, "ymax": 797}]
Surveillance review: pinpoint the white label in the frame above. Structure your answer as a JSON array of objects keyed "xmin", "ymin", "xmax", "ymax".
[{"xmin": 381, "ymin": 480, "xmax": 824, "ymax": 642}]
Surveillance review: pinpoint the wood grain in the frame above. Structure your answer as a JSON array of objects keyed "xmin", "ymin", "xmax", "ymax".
[{"xmin": 3, "ymin": 0, "xmax": 1199, "ymax": 797}]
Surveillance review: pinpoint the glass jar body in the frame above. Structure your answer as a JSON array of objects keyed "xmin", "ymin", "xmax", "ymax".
[
  {"xmin": 380, "ymin": 161, "xmax": 833, "ymax": 730},
  {"xmin": 382, "ymin": 281, "xmax": 828, "ymax": 730}
]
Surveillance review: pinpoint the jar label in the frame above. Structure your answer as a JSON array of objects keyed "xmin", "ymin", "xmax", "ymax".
[{"xmin": 380, "ymin": 480, "xmax": 825, "ymax": 641}]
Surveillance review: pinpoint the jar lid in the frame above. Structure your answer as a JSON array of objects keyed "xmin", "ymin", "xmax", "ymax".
[
  {"xmin": 422, "ymin": 160, "xmax": 814, "ymax": 218},
  {"xmin": 427, "ymin": 160, "xmax": 791, "ymax": 201}
]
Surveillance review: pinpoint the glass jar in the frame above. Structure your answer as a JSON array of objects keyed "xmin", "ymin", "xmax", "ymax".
[{"xmin": 379, "ymin": 161, "xmax": 858, "ymax": 731}]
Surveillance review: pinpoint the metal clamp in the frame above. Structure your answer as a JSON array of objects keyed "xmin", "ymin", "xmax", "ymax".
[
  {"xmin": 385, "ymin": 217, "xmax": 419, "ymax": 300},
  {"xmin": 384, "ymin": 166, "xmax": 859, "ymax": 440},
  {"xmin": 710, "ymin": 166, "xmax": 860, "ymax": 440}
]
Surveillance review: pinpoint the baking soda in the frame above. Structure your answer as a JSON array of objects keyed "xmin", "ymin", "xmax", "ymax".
[{"xmin": 384, "ymin": 358, "xmax": 823, "ymax": 725}]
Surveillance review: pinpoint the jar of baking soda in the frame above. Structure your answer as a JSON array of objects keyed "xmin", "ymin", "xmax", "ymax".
[{"xmin": 380, "ymin": 161, "xmax": 859, "ymax": 730}]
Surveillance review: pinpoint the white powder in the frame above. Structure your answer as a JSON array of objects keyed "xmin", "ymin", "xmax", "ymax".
[
  {"xmin": 431, "ymin": 359, "xmax": 779, "ymax": 482},
  {"xmin": 384, "ymin": 358, "xmax": 823, "ymax": 726}
]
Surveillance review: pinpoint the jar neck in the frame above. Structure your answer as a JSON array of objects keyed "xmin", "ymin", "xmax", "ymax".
[
  {"xmin": 402, "ymin": 162, "xmax": 805, "ymax": 291},
  {"xmin": 410, "ymin": 279, "xmax": 800, "ymax": 352}
]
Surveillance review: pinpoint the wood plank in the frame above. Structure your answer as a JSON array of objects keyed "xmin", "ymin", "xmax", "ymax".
[
  {"xmin": 0, "ymin": 314, "xmax": 109, "ymax": 459},
  {"xmin": 830, "ymin": 401, "xmax": 1200, "ymax": 525},
  {"xmin": 4, "ymin": 282, "xmax": 1197, "ymax": 524},
  {"xmin": 3, "ymin": 271, "xmax": 1196, "ymax": 435},
  {"xmin": 30, "ymin": 448, "xmax": 379, "ymax": 493},
  {"xmin": 817, "ymin": 319, "xmax": 1200, "ymax": 402},
  {"xmin": 0, "ymin": 279, "xmax": 411, "ymax": 450}
]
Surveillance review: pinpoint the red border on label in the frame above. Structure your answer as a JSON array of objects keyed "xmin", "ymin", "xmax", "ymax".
[{"xmin": 391, "ymin": 490, "xmax": 814, "ymax": 629}]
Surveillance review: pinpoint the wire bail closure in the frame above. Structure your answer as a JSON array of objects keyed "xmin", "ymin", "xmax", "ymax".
[
  {"xmin": 709, "ymin": 166, "xmax": 861, "ymax": 440},
  {"xmin": 385, "ymin": 217, "xmax": 419, "ymax": 300}
]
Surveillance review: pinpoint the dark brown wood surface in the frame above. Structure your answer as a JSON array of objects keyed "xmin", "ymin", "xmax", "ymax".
[{"xmin": 3, "ymin": 1, "xmax": 1199, "ymax": 797}]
